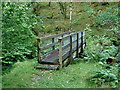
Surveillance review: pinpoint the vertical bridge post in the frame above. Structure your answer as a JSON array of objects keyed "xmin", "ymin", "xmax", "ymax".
[
  {"xmin": 52, "ymin": 38, "xmax": 55, "ymax": 50},
  {"xmin": 84, "ymin": 31, "xmax": 86, "ymax": 47},
  {"xmin": 80, "ymin": 32, "xmax": 83, "ymax": 56},
  {"xmin": 37, "ymin": 38, "xmax": 41, "ymax": 63},
  {"xmin": 76, "ymin": 33, "xmax": 79, "ymax": 58},
  {"xmin": 58, "ymin": 37, "xmax": 63, "ymax": 69},
  {"xmin": 69, "ymin": 35, "xmax": 73, "ymax": 64}
]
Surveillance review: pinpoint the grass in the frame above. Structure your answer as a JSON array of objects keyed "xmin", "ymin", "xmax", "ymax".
[{"xmin": 2, "ymin": 59, "xmax": 101, "ymax": 88}]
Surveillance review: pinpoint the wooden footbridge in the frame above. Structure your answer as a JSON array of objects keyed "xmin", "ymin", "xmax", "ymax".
[{"xmin": 35, "ymin": 31, "xmax": 86, "ymax": 70}]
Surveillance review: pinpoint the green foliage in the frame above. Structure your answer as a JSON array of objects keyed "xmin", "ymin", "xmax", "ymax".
[
  {"xmin": 84, "ymin": 4, "xmax": 95, "ymax": 15},
  {"xmin": 58, "ymin": 2, "xmax": 67, "ymax": 19},
  {"xmin": 84, "ymin": 6, "xmax": 119, "ymax": 88},
  {"xmin": 2, "ymin": 59, "xmax": 38, "ymax": 88},
  {"xmin": 89, "ymin": 65, "xmax": 118, "ymax": 88},
  {"xmin": 2, "ymin": 2, "xmax": 39, "ymax": 69},
  {"xmin": 83, "ymin": 31, "xmax": 117, "ymax": 62},
  {"xmin": 83, "ymin": 6, "xmax": 119, "ymax": 63},
  {"xmin": 94, "ymin": 7, "xmax": 118, "ymax": 28}
]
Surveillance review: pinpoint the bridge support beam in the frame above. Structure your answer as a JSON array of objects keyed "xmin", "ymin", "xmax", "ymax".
[
  {"xmin": 52, "ymin": 38, "xmax": 55, "ymax": 50},
  {"xmin": 76, "ymin": 33, "xmax": 79, "ymax": 58},
  {"xmin": 58, "ymin": 38, "xmax": 63, "ymax": 69},
  {"xmin": 69, "ymin": 35, "xmax": 73, "ymax": 64},
  {"xmin": 79, "ymin": 32, "xmax": 84, "ymax": 57}
]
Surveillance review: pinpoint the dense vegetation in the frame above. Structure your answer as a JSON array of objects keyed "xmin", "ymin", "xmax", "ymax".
[{"xmin": 2, "ymin": 2, "xmax": 119, "ymax": 88}]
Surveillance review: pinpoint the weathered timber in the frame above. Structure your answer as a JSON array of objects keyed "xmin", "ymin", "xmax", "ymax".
[
  {"xmin": 37, "ymin": 38, "xmax": 41, "ymax": 63},
  {"xmin": 80, "ymin": 32, "xmax": 83, "ymax": 54},
  {"xmin": 72, "ymin": 39, "xmax": 77, "ymax": 44},
  {"xmin": 72, "ymin": 46, "xmax": 77, "ymax": 53},
  {"xmin": 35, "ymin": 64, "xmax": 59, "ymax": 70},
  {"xmin": 41, "ymin": 50, "xmax": 71, "ymax": 65},
  {"xmin": 62, "ymin": 51, "xmax": 70, "ymax": 62},
  {"xmin": 71, "ymin": 33, "xmax": 77, "ymax": 37},
  {"xmin": 62, "ymin": 43, "xmax": 70, "ymax": 50},
  {"xmin": 78, "ymin": 36, "xmax": 82, "ymax": 40},
  {"xmin": 41, "ymin": 50, "xmax": 59, "ymax": 65},
  {"xmin": 69, "ymin": 35, "xmax": 73, "ymax": 64},
  {"xmin": 58, "ymin": 38, "xmax": 63, "ymax": 69},
  {"xmin": 41, "ymin": 48, "xmax": 59, "ymax": 59},
  {"xmin": 52, "ymin": 38, "xmax": 55, "ymax": 50},
  {"xmin": 76, "ymin": 33, "xmax": 79, "ymax": 58},
  {"xmin": 40, "ymin": 42, "xmax": 58, "ymax": 50},
  {"xmin": 36, "ymin": 31, "xmax": 86, "ymax": 70},
  {"xmin": 62, "ymin": 35, "xmax": 70, "ymax": 41},
  {"xmin": 40, "ymin": 41, "xmax": 85, "ymax": 65},
  {"xmin": 62, "ymin": 39, "xmax": 76, "ymax": 50},
  {"xmin": 39, "ymin": 31, "xmax": 73, "ymax": 41}
]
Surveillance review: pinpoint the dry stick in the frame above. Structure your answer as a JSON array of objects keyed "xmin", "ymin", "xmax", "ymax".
[
  {"xmin": 37, "ymin": 38, "xmax": 41, "ymax": 63},
  {"xmin": 58, "ymin": 38, "xmax": 63, "ymax": 69},
  {"xmin": 69, "ymin": 35, "xmax": 73, "ymax": 64}
]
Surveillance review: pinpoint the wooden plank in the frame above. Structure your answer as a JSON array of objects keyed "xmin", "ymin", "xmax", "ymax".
[
  {"xmin": 58, "ymin": 38, "xmax": 63, "ymax": 69},
  {"xmin": 72, "ymin": 46, "xmax": 77, "ymax": 53},
  {"xmin": 52, "ymin": 38, "xmax": 55, "ymax": 50},
  {"xmin": 71, "ymin": 33, "xmax": 77, "ymax": 37},
  {"xmin": 81, "ymin": 32, "xmax": 84, "ymax": 54},
  {"xmin": 40, "ymin": 41, "xmax": 58, "ymax": 50},
  {"xmin": 76, "ymin": 33, "xmax": 79, "ymax": 58},
  {"xmin": 72, "ymin": 39, "xmax": 77, "ymax": 44},
  {"xmin": 62, "ymin": 51, "xmax": 70, "ymax": 62},
  {"xmin": 39, "ymin": 31, "xmax": 73, "ymax": 41},
  {"xmin": 62, "ymin": 35, "xmax": 70, "ymax": 41},
  {"xmin": 79, "ymin": 36, "xmax": 82, "ymax": 40},
  {"xmin": 35, "ymin": 64, "xmax": 59, "ymax": 70},
  {"xmin": 37, "ymin": 38, "xmax": 41, "ymax": 63},
  {"xmin": 69, "ymin": 35, "xmax": 73, "ymax": 64},
  {"xmin": 62, "ymin": 43, "xmax": 70, "ymax": 50},
  {"xmin": 41, "ymin": 48, "xmax": 59, "ymax": 59},
  {"xmin": 40, "ymin": 42, "xmax": 81, "ymax": 65},
  {"xmin": 62, "ymin": 36, "xmax": 77, "ymax": 51},
  {"xmin": 41, "ymin": 50, "xmax": 59, "ymax": 64},
  {"xmin": 41, "ymin": 49, "xmax": 71, "ymax": 65}
]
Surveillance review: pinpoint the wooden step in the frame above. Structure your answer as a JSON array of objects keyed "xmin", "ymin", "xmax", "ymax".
[{"xmin": 35, "ymin": 64, "xmax": 59, "ymax": 70}]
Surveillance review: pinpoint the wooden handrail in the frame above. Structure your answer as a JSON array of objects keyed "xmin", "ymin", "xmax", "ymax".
[
  {"xmin": 38, "ymin": 31, "xmax": 74, "ymax": 41},
  {"xmin": 40, "ymin": 42, "xmax": 58, "ymax": 50}
]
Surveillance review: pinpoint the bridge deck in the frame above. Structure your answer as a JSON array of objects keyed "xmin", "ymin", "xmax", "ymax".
[
  {"xmin": 40, "ymin": 45, "xmax": 79, "ymax": 65},
  {"xmin": 41, "ymin": 50, "xmax": 59, "ymax": 65}
]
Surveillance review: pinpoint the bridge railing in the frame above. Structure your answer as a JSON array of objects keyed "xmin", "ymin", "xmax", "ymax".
[
  {"xmin": 37, "ymin": 31, "xmax": 74, "ymax": 62},
  {"xmin": 37, "ymin": 31, "xmax": 86, "ymax": 69}
]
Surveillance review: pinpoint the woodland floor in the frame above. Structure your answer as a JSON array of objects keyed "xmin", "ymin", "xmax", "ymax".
[{"xmin": 2, "ymin": 58, "xmax": 111, "ymax": 88}]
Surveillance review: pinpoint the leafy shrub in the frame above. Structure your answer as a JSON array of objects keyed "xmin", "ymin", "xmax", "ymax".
[
  {"xmin": 2, "ymin": 2, "xmax": 40, "ymax": 70},
  {"xmin": 83, "ymin": 37, "xmax": 117, "ymax": 62},
  {"xmin": 89, "ymin": 69, "xmax": 118, "ymax": 88},
  {"xmin": 93, "ymin": 7, "xmax": 118, "ymax": 28}
]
